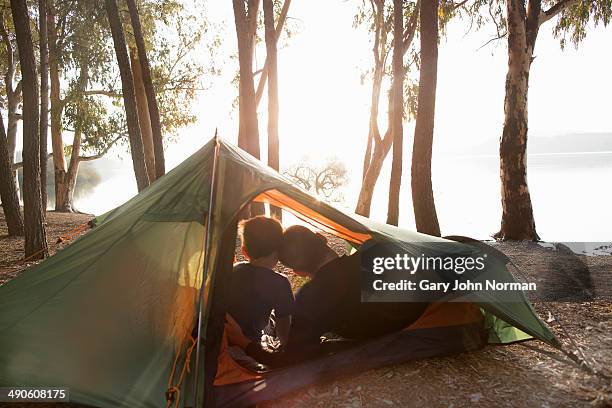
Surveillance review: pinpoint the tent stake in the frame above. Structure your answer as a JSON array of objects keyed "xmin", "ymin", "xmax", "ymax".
[{"xmin": 192, "ymin": 132, "xmax": 221, "ymax": 408}]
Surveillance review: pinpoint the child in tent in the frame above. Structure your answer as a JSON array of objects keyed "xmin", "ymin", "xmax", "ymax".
[{"xmin": 228, "ymin": 216, "xmax": 294, "ymax": 347}]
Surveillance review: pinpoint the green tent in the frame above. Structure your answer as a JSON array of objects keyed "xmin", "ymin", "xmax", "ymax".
[{"xmin": 0, "ymin": 137, "xmax": 558, "ymax": 407}]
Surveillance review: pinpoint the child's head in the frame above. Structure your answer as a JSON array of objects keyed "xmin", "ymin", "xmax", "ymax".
[
  {"xmin": 279, "ymin": 225, "xmax": 329, "ymax": 277},
  {"xmin": 239, "ymin": 216, "xmax": 283, "ymax": 266}
]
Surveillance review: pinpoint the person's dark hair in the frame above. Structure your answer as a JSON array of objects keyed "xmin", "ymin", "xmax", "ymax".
[
  {"xmin": 279, "ymin": 225, "xmax": 328, "ymax": 272},
  {"xmin": 239, "ymin": 216, "xmax": 283, "ymax": 259}
]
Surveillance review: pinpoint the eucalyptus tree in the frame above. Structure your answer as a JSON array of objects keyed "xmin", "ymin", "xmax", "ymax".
[
  {"xmin": 105, "ymin": 0, "xmax": 149, "ymax": 192},
  {"xmin": 386, "ymin": 0, "xmax": 409, "ymax": 226},
  {"xmin": 410, "ymin": 0, "xmax": 441, "ymax": 236},
  {"xmin": 39, "ymin": 0, "xmax": 49, "ymax": 210},
  {"xmin": 43, "ymin": 0, "xmax": 210, "ymax": 211},
  {"xmin": 0, "ymin": 7, "xmax": 22, "ymax": 194},
  {"xmin": 10, "ymin": 0, "xmax": 47, "ymax": 258},
  {"xmin": 232, "ymin": 0, "xmax": 261, "ymax": 159},
  {"xmin": 354, "ymin": 0, "xmax": 420, "ymax": 218},
  {"xmin": 0, "ymin": 111, "xmax": 23, "ymax": 235},
  {"xmin": 126, "ymin": 0, "xmax": 165, "ymax": 180},
  {"xmin": 471, "ymin": 0, "xmax": 611, "ymax": 240}
]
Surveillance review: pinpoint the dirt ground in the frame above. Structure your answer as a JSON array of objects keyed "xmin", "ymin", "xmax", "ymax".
[{"xmin": 1, "ymin": 210, "xmax": 611, "ymax": 407}]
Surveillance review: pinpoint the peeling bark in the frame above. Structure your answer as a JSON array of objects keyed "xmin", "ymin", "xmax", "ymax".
[{"xmin": 495, "ymin": 0, "xmax": 540, "ymax": 241}]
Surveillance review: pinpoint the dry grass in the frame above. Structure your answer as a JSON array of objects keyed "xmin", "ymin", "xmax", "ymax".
[{"xmin": 1, "ymin": 210, "xmax": 611, "ymax": 407}]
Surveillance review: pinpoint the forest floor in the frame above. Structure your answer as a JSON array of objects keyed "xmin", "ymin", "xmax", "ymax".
[{"xmin": 1, "ymin": 210, "xmax": 611, "ymax": 408}]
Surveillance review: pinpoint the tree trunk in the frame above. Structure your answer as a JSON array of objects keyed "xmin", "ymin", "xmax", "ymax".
[
  {"xmin": 126, "ymin": 0, "xmax": 165, "ymax": 179},
  {"xmin": 233, "ymin": 0, "xmax": 264, "ymax": 216},
  {"xmin": 130, "ymin": 47, "xmax": 156, "ymax": 183},
  {"xmin": 55, "ymin": 62, "xmax": 89, "ymax": 212},
  {"xmin": 233, "ymin": 0, "xmax": 261, "ymax": 158},
  {"xmin": 47, "ymin": 0, "xmax": 70, "ymax": 211},
  {"xmin": 255, "ymin": 0, "xmax": 291, "ymax": 107},
  {"xmin": 0, "ymin": 14, "xmax": 22, "ymax": 199},
  {"xmin": 105, "ymin": 0, "xmax": 150, "ymax": 192},
  {"xmin": 11, "ymin": 0, "xmax": 48, "ymax": 259},
  {"xmin": 355, "ymin": 0, "xmax": 393, "ymax": 217},
  {"xmin": 0, "ymin": 112, "xmax": 24, "ymax": 236},
  {"xmin": 386, "ymin": 0, "xmax": 405, "ymax": 226},
  {"xmin": 495, "ymin": 0, "xmax": 540, "ymax": 241},
  {"xmin": 263, "ymin": 0, "xmax": 282, "ymax": 220},
  {"xmin": 39, "ymin": 0, "xmax": 49, "ymax": 212},
  {"xmin": 411, "ymin": 0, "xmax": 441, "ymax": 236}
]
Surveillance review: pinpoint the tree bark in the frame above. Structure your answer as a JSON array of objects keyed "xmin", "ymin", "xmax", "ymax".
[
  {"xmin": 263, "ymin": 0, "xmax": 282, "ymax": 220},
  {"xmin": 130, "ymin": 47, "xmax": 156, "ymax": 183},
  {"xmin": 105, "ymin": 0, "xmax": 150, "ymax": 192},
  {"xmin": 386, "ymin": 0, "xmax": 405, "ymax": 226},
  {"xmin": 233, "ymin": 0, "xmax": 264, "ymax": 216},
  {"xmin": 126, "ymin": 0, "xmax": 165, "ymax": 179},
  {"xmin": 495, "ymin": 0, "xmax": 540, "ymax": 241},
  {"xmin": 0, "ymin": 112, "xmax": 24, "ymax": 236},
  {"xmin": 39, "ymin": 0, "xmax": 49, "ymax": 212},
  {"xmin": 47, "ymin": 0, "xmax": 70, "ymax": 211},
  {"xmin": 254, "ymin": 0, "xmax": 291, "ymax": 107},
  {"xmin": 11, "ymin": 0, "xmax": 48, "ymax": 258},
  {"xmin": 411, "ymin": 0, "xmax": 441, "ymax": 236},
  {"xmin": 233, "ymin": 0, "xmax": 261, "ymax": 158}
]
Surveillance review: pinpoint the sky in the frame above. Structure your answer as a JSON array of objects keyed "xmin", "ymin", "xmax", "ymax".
[{"xmin": 165, "ymin": 0, "xmax": 612, "ymax": 167}]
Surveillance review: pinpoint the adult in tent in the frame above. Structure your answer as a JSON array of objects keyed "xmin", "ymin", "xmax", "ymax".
[{"xmin": 229, "ymin": 225, "xmax": 430, "ymax": 367}]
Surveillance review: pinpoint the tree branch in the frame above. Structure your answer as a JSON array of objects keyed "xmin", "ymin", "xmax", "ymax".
[
  {"xmin": 78, "ymin": 134, "xmax": 123, "ymax": 162},
  {"xmin": 402, "ymin": 0, "xmax": 420, "ymax": 53},
  {"xmin": 254, "ymin": 0, "xmax": 292, "ymax": 106},
  {"xmin": 539, "ymin": 0, "xmax": 580, "ymax": 25}
]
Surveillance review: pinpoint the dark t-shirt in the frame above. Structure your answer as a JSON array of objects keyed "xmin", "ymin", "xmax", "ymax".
[
  {"xmin": 228, "ymin": 262, "xmax": 294, "ymax": 342},
  {"xmin": 247, "ymin": 251, "xmax": 429, "ymax": 367}
]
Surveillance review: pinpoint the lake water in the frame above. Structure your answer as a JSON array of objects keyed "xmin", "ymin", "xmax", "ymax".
[{"xmin": 75, "ymin": 151, "xmax": 612, "ymax": 242}]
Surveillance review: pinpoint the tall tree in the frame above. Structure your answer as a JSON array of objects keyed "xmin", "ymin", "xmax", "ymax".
[
  {"xmin": 490, "ymin": 0, "xmax": 610, "ymax": 240},
  {"xmin": 0, "ymin": 11, "xmax": 22, "ymax": 197},
  {"xmin": 355, "ymin": 0, "xmax": 419, "ymax": 217},
  {"xmin": 126, "ymin": 0, "xmax": 165, "ymax": 179},
  {"xmin": 232, "ymin": 0, "xmax": 261, "ymax": 158},
  {"xmin": 46, "ymin": 0, "xmax": 70, "ymax": 211},
  {"xmin": 0, "ymin": 111, "xmax": 23, "ymax": 235},
  {"xmin": 130, "ymin": 47, "xmax": 156, "ymax": 183},
  {"xmin": 386, "ymin": 0, "xmax": 406, "ymax": 226},
  {"xmin": 263, "ymin": 0, "xmax": 282, "ymax": 219},
  {"xmin": 105, "ymin": 0, "xmax": 149, "ymax": 192},
  {"xmin": 233, "ymin": 0, "xmax": 264, "ymax": 216},
  {"xmin": 411, "ymin": 0, "xmax": 441, "ymax": 236},
  {"xmin": 39, "ymin": 0, "xmax": 49, "ymax": 212},
  {"xmin": 11, "ymin": 0, "xmax": 48, "ymax": 258}
]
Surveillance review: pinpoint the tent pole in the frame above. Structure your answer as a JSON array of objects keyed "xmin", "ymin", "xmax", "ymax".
[{"xmin": 192, "ymin": 133, "xmax": 221, "ymax": 408}]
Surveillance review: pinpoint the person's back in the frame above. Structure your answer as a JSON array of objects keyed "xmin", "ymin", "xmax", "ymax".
[
  {"xmin": 227, "ymin": 216, "xmax": 294, "ymax": 345},
  {"xmin": 229, "ymin": 262, "xmax": 293, "ymax": 342}
]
